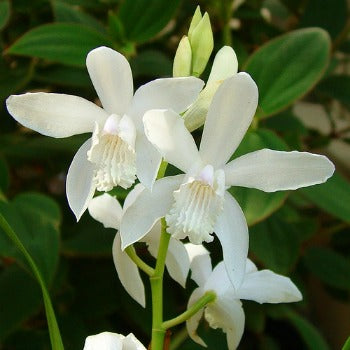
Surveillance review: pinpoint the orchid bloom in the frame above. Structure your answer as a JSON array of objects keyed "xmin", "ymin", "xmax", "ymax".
[
  {"xmin": 185, "ymin": 244, "xmax": 302, "ymax": 350},
  {"xmin": 83, "ymin": 332, "xmax": 146, "ymax": 350},
  {"xmin": 183, "ymin": 45, "xmax": 238, "ymax": 132},
  {"xmin": 6, "ymin": 46, "xmax": 204, "ymax": 220},
  {"xmin": 120, "ymin": 72, "xmax": 334, "ymax": 290},
  {"xmin": 88, "ymin": 188, "xmax": 190, "ymax": 307}
]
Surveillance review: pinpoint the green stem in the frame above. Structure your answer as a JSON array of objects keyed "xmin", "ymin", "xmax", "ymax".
[
  {"xmin": 150, "ymin": 218, "xmax": 171, "ymax": 349},
  {"xmin": 125, "ymin": 245, "xmax": 155, "ymax": 276},
  {"xmin": 169, "ymin": 327, "xmax": 188, "ymax": 350},
  {"xmin": 0, "ymin": 213, "xmax": 64, "ymax": 350},
  {"xmin": 162, "ymin": 291, "xmax": 216, "ymax": 329}
]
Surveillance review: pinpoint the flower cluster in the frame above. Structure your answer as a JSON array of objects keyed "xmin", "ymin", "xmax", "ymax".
[{"xmin": 6, "ymin": 42, "xmax": 334, "ymax": 350}]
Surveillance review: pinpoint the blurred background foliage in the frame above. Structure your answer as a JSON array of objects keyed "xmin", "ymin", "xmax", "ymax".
[{"xmin": 0, "ymin": 0, "xmax": 350, "ymax": 349}]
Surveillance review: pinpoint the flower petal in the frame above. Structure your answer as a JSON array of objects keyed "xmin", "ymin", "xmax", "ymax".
[
  {"xmin": 185, "ymin": 243, "xmax": 212, "ymax": 287},
  {"xmin": 128, "ymin": 77, "xmax": 204, "ymax": 130},
  {"xmin": 215, "ymin": 192, "xmax": 248, "ymax": 290},
  {"xmin": 186, "ymin": 287, "xmax": 207, "ymax": 347},
  {"xmin": 224, "ymin": 149, "xmax": 335, "ymax": 191},
  {"xmin": 123, "ymin": 333, "xmax": 147, "ymax": 350},
  {"xmin": 84, "ymin": 332, "xmax": 124, "ymax": 350},
  {"xmin": 145, "ymin": 223, "xmax": 190, "ymax": 287},
  {"xmin": 6, "ymin": 93, "xmax": 108, "ymax": 137},
  {"xmin": 204, "ymin": 261, "xmax": 234, "ymax": 296},
  {"xmin": 199, "ymin": 73, "xmax": 258, "ymax": 168},
  {"xmin": 207, "ymin": 46, "xmax": 238, "ymax": 83},
  {"xmin": 143, "ymin": 109, "xmax": 200, "ymax": 173},
  {"xmin": 237, "ymin": 270, "xmax": 302, "ymax": 304},
  {"xmin": 120, "ymin": 175, "xmax": 184, "ymax": 249},
  {"xmin": 86, "ymin": 46, "xmax": 133, "ymax": 116},
  {"xmin": 88, "ymin": 193, "xmax": 122, "ymax": 230},
  {"xmin": 135, "ymin": 133, "xmax": 162, "ymax": 190},
  {"xmin": 123, "ymin": 184, "xmax": 145, "ymax": 212},
  {"xmin": 66, "ymin": 139, "xmax": 96, "ymax": 221},
  {"xmin": 205, "ymin": 296, "xmax": 245, "ymax": 350},
  {"xmin": 112, "ymin": 234, "xmax": 146, "ymax": 307}
]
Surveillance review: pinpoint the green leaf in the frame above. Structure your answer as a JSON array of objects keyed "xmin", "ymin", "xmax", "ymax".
[
  {"xmin": 299, "ymin": 0, "xmax": 347, "ymax": 39},
  {"xmin": 0, "ymin": 265, "xmax": 42, "ymax": 339},
  {"xmin": 229, "ymin": 129, "xmax": 288, "ymax": 225},
  {"xmin": 303, "ymin": 247, "xmax": 350, "ymax": 290},
  {"xmin": 285, "ymin": 309, "xmax": 330, "ymax": 350},
  {"xmin": 244, "ymin": 28, "xmax": 330, "ymax": 118},
  {"xmin": 7, "ymin": 23, "xmax": 114, "ymax": 67},
  {"xmin": 0, "ymin": 0, "xmax": 10, "ymax": 30},
  {"xmin": 250, "ymin": 210, "xmax": 300, "ymax": 274},
  {"xmin": 52, "ymin": 0, "xmax": 106, "ymax": 33},
  {"xmin": 0, "ymin": 193, "xmax": 61, "ymax": 284},
  {"xmin": 130, "ymin": 50, "xmax": 172, "ymax": 78},
  {"xmin": 0, "ymin": 212, "xmax": 64, "ymax": 349},
  {"xmin": 316, "ymin": 75, "xmax": 350, "ymax": 110},
  {"xmin": 0, "ymin": 157, "xmax": 10, "ymax": 193},
  {"xmin": 342, "ymin": 337, "xmax": 350, "ymax": 350},
  {"xmin": 118, "ymin": 0, "xmax": 181, "ymax": 43},
  {"xmin": 300, "ymin": 172, "xmax": 350, "ymax": 223}
]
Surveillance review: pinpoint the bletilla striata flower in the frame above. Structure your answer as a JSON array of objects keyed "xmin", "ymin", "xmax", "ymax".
[
  {"xmin": 6, "ymin": 46, "xmax": 204, "ymax": 220},
  {"xmin": 88, "ymin": 188, "xmax": 190, "ymax": 307},
  {"xmin": 121, "ymin": 72, "xmax": 334, "ymax": 289},
  {"xmin": 185, "ymin": 245, "xmax": 302, "ymax": 350},
  {"xmin": 83, "ymin": 331, "xmax": 146, "ymax": 350}
]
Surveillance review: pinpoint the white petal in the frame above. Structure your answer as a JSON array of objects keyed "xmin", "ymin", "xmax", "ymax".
[
  {"xmin": 6, "ymin": 93, "xmax": 108, "ymax": 137},
  {"xmin": 237, "ymin": 270, "xmax": 302, "ymax": 304},
  {"xmin": 112, "ymin": 234, "xmax": 146, "ymax": 307},
  {"xmin": 123, "ymin": 333, "xmax": 147, "ymax": 350},
  {"xmin": 204, "ymin": 296, "xmax": 245, "ymax": 350},
  {"xmin": 204, "ymin": 261, "xmax": 234, "ymax": 296},
  {"xmin": 145, "ymin": 224, "xmax": 190, "ymax": 287},
  {"xmin": 224, "ymin": 149, "xmax": 335, "ymax": 192},
  {"xmin": 215, "ymin": 192, "xmax": 248, "ymax": 290},
  {"xmin": 84, "ymin": 332, "xmax": 124, "ymax": 350},
  {"xmin": 123, "ymin": 184, "xmax": 145, "ymax": 212},
  {"xmin": 245, "ymin": 259, "xmax": 258, "ymax": 274},
  {"xmin": 88, "ymin": 193, "xmax": 122, "ymax": 230},
  {"xmin": 66, "ymin": 139, "xmax": 96, "ymax": 221},
  {"xmin": 186, "ymin": 287, "xmax": 207, "ymax": 347},
  {"xmin": 86, "ymin": 46, "xmax": 133, "ymax": 116},
  {"xmin": 135, "ymin": 133, "xmax": 162, "ymax": 190},
  {"xmin": 128, "ymin": 77, "xmax": 204, "ymax": 130},
  {"xmin": 143, "ymin": 109, "xmax": 200, "ymax": 173},
  {"xmin": 199, "ymin": 73, "xmax": 258, "ymax": 168},
  {"xmin": 120, "ymin": 175, "xmax": 184, "ymax": 249},
  {"xmin": 207, "ymin": 46, "xmax": 238, "ymax": 83},
  {"xmin": 185, "ymin": 243, "xmax": 212, "ymax": 287}
]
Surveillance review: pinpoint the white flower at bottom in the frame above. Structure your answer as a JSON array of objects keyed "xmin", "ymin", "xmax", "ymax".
[
  {"xmin": 83, "ymin": 332, "xmax": 146, "ymax": 350},
  {"xmin": 88, "ymin": 188, "xmax": 190, "ymax": 308},
  {"xmin": 185, "ymin": 245, "xmax": 302, "ymax": 350}
]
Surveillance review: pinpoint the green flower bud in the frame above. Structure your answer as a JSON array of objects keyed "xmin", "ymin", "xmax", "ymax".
[
  {"xmin": 188, "ymin": 6, "xmax": 202, "ymax": 39},
  {"xmin": 173, "ymin": 36, "xmax": 192, "ymax": 77}
]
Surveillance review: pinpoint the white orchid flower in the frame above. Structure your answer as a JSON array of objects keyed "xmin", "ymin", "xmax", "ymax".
[
  {"xmin": 83, "ymin": 331, "xmax": 146, "ymax": 350},
  {"xmin": 6, "ymin": 46, "xmax": 204, "ymax": 220},
  {"xmin": 184, "ymin": 46, "xmax": 238, "ymax": 131},
  {"xmin": 88, "ymin": 188, "xmax": 190, "ymax": 307},
  {"xmin": 185, "ymin": 244, "xmax": 302, "ymax": 350},
  {"xmin": 120, "ymin": 72, "xmax": 334, "ymax": 290}
]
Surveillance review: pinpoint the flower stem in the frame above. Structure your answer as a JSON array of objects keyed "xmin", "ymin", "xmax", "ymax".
[
  {"xmin": 162, "ymin": 291, "xmax": 216, "ymax": 329},
  {"xmin": 125, "ymin": 245, "xmax": 155, "ymax": 276},
  {"xmin": 150, "ymin": 218, "xmax": 171, "ymax": 349}
]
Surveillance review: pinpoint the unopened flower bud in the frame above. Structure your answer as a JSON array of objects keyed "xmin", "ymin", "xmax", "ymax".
[{"xmin": 173, "ymin": 36, "xmax": 192, "ymax": 77}]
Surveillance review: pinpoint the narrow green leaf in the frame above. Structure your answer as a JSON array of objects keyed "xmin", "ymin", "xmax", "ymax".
[
  {"xmin": 342, "ymin": 337, "xmax": 350, "ymax": 350},
  {"xmin": 244, "ymin": 28, "xmax": 330, "ymax": 118},
  {"xmin": 0, "ymin": 0, "xmax": 10, "ymax": 30},
  {"xmin": 0, "ymin": 213, "xmax": 64, "ymax": 350},
  {"xmin": 304, "ymin": 247, "xmax": 350, "ymax": 290},
  {"xmin": 118, "ymin": 0, "xmax": 181, "ymax": 43},
  {"xmin": 7, "ymin": 23, "xmax": 114, "ymax": 67},
  {"xmin": 300, "ymin": 172, "xmax": 350, "ymax": 223}
]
